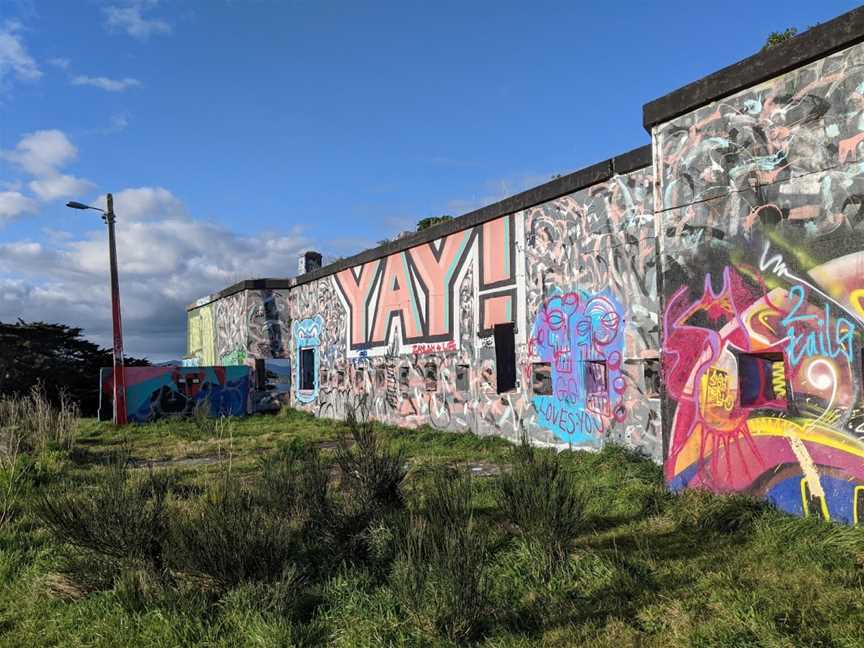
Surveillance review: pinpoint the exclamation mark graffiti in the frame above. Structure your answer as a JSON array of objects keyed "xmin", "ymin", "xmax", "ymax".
[{"xmin": 385, "ymin": 364, "xmax": 398, "ymax": 409}]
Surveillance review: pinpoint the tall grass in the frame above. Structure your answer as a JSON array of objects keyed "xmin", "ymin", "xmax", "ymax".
[
  {"xmin": 0, "ymin": 385, "xmax": 79, "ymax": 529},
  {"xmin": 0, "ymin": 383, "xmax": 79, "ymax": 452}
]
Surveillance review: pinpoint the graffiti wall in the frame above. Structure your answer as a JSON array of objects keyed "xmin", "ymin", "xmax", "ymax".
[
  {"xmin": 285, "ymin": 213, "xmax": 530, "ymax": 439},
  {"xmin": 523, "ymin": 166, "xmax": 661, "ymax": 458},
  {"xmin": 99, "ymin": 366, "xmax": 250, "ymax": 423},
  {"xmin": 656, "ymin": 40, "xmax": 864, "ymax": 523}
]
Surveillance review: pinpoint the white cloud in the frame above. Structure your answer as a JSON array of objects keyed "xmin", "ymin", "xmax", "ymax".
[
  {"xmin": 71, "ymin": 75, "xmax": 141, "ymax": 92},
  {"xmin": 0, "ymin": 130, "xmax": 95, "ymax": 221},
  {"xmin": 0, "ymin": 191, "xmax": 38, "ymax": 221},
  {"xmin": 48, "ymin": 57, "xmax": 70, "ymax": 70},
  {"xmin": 102, "ymin": 2, "xmax": 171, "ymax": 40},
  {"xmin": 0, "ymin": 20, "xmax": 41, "ymax": 88},
  {"xmin": 2, "ymin": 129, "xmax": 79, "ymax": 176},
  {"xmin": 0, "ymin": 187, "xmax": 312, "ymax": 360},
  {"xmin": 28, "ymin": 173, "xmax": 95, "ymax": 201}
]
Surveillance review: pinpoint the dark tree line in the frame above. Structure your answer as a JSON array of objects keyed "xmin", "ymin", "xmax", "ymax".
[{"xmin": 0, "ymin": 321, "xmax": 150, "ymax": 417}]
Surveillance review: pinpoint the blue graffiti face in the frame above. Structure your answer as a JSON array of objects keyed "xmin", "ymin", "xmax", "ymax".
[
  {"xmin": 530, "ymin": 289, "xmax": 626, "ymax": 445},
  {"xmin": 292, "ymin": 315, "xmax": 324, "ymax": 403}
]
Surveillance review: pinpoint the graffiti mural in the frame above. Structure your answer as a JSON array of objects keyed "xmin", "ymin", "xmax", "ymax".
[
  {"xmin": 523, "ymin": 167, "xmax": 662, "ymax": 458},
  {"xmin": 99, "ymin": 366, "xmax": 249, "ymax": 423},
  {"xmin": 248, "ymin": 289, "xmax": 290, "ymax": 359},
  {"xmin": 658, "ymin": 39, "xmax": 864, "ymax": 523},
  {"xmin": 215, "ymin": 292, "xmax": 247, "ymax": 365},
  {"xmin": 530, "ymin": 289, "xmax": 626, "ymax": 446}
]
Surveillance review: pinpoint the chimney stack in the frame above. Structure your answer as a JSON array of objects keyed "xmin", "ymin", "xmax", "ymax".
[{"xmin": 297, "ymin": 250, "xmax": 323, "ymax": 275}]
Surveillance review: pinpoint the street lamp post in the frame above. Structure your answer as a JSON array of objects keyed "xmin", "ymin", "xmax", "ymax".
[{"xmin": 66, "ymin": 194, "xmax": 128, "ymax": 426}]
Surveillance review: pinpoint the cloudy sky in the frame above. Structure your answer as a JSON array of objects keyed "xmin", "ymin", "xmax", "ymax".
[{"xmin": 1, "ymin": 0, "xmax": 856, "ymax": 362}]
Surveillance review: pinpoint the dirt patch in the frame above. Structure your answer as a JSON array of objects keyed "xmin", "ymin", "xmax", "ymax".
[
  {"xmin": 130, "ymin": 455, "xmax": 223, "ymax": 469},
  {"xmin": 460, "ymin": 461, "xmax": 503, "ymax": 477}
]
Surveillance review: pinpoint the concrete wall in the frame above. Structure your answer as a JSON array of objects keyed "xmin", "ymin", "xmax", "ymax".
[
  {"xmin": 187, "ymin": 159, "xmax": 661, "ymax": 457},
  {"xmin": 185, "ymin": 8, "xmax": 864, "ymax": 521},
  {"xmin": 656, "ymin": 37, "xmax": 864, "ymax": 524}
]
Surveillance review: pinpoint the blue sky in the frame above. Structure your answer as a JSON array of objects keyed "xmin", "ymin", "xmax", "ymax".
[{"xmin": 0, "ymin": 0, "xmax": 859, "ymax": 361}]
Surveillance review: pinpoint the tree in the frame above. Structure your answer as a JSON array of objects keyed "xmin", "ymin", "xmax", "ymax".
[
  {"xmin": 763, "ymin": 28, "xmax": 798, "ymax": 51},
  {"xmin": 0, "ymin": 321, "xmax": 149, "ymax": 416},
  {"xmin": 416, "ymin": 215, "xmax": 453, "ymax": 232}
]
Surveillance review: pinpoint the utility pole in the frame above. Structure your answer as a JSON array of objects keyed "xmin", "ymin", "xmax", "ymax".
[
  {"xmin": 104, "ymin": 194, "xmax": 128, "ymax": 425},
  {"xmin": 67, "ymin": 194, "xmax": 128, "ymax": 425}
]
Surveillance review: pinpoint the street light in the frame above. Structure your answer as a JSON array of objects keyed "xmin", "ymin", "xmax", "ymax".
[{"xmin": 66, "ymin": 194, "xmax": 128, "ymax": 426}]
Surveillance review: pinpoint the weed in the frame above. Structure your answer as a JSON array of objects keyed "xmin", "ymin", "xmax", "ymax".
[
  {"xmin": 392, "ymin": 468, "xmax": 490, "ymax": 642},
  {"xmin": 255, "ymin": 441, "xmax": 331, "ymax": 526},
  {"xmin": 168, "ymin": 474, "xmax": 304, "ymax": 589},
  {"xmin": 36, "ymin": 454, "xmax": 173, "ymax": 572},
  {"xmin": 497, "ymin": 436, "xmax": 589, "ymax": 562},
  {"xmin": 336, "ymin": 399, "xmax": 407, "ymax": 512}
]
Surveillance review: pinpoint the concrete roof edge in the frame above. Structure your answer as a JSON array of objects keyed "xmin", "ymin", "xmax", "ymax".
[{"xmin": 642, "ymin": 7, "xmax": 864, "ymax": 130}]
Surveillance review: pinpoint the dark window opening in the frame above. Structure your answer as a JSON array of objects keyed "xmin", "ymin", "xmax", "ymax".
[
  {"xmin": 494, "ymin": 322, "xmax": 517, "ymax": 394},
  {"xmin": 375, "ymin": 368, "xmax": 385, "ymax": 388},
  {"xmin": 320, "ymin": 369, "xmax": 329, "ymax": 386},
  {"xmin": 532, "ymin": 362, "xmax": 553, "ymax": 395},
  {"xmin": 738, "ymin": 352, "xmax": 787, "ymax": 408},
  {"xmin": 255, "ymin": 358, "xmax": 266, "ymax": 391},
  {"xmin": 337, "ymin": 370, "xmax": 345, "ymax": 386},
  {"xmin": 399, "ymin": 366, "xmax": 410, "ymax": 390},
  {"xmin": 355, "ymin": 368, "xmax": 365, "ymax": 388},
  {"xmin": 425, "ymin": 362, "xmax": 438, "ymax": 392},
  {"xmin": 300, "ymin": 348, "xmax": 315, "ymax": 391},
  {"xmin": 644, "ymin": 358, "xmax": 660, "ymax": 397},
  {"xmin": 455, "ymin": 364, "xmax": 470, "ymax": 392},
  {"xmin": 584, "ymin": 360, "xmax": 608, "ymax": 413},
  {"xmin": 584, "ymin": 361, "xmax": 607, "ymax": 394}
]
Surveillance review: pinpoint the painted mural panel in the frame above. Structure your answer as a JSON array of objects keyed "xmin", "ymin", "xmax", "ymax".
[
  {"xmin": 524, "ymin": 168, "xmax": 662, "ymax": 459},
  {"xmin": 658, "ymin": 40, "xmax": 864, "ymax": 523},
  {"xmin": 215, "ymin": 291, "xmax": 247, "ymax": 365},
  {"xmin": 99, "ymin": 366, "xmax": 250, "ymax": 423},
  {"xmin": 654, "ymin": 41, "xmax": 864, "ymax": 213},
  {"xmin": 247, "ymin": 289, "xmax": 290, "ymax": 359},
  {"xmin": 186, "ymin": 304, "xmax": 216, "ymax": 366}
]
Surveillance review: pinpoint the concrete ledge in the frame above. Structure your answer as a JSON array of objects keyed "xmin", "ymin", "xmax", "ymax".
[
  {"xmin": 643, "ymin": 7, "xmax": 864, "ymax": 131},
  {"xmin": 187, "ymin": 145, "xmax": 653, "ymax": 310}
]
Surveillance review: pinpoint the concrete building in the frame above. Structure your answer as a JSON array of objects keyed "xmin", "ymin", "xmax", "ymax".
[{"xmin": 185, "ymin": 8, "xmax": 864, "ymax": 523}]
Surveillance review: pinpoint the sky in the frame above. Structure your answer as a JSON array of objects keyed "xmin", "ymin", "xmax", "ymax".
[{"xmin": 1, "ymin": 0, "xmax": 860, "ymax": 362}]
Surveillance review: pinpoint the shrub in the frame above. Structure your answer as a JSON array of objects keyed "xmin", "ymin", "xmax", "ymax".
[
  {"xmin": 169, "ymin": 475, "xmax": 304, "ymax": 589},
  {"xmin": 36, "ymin": 455, "xmax": 173, "ymax": 572},
  {"xmin": 497, "ymin": 436, "xmax": 589, "ymax": 563},
  {"xmin": 335, "ymin": 399, "xmax": 407, "ymax": 512},
  {"xmin": 255, "ymin": 441, "xmax": 331, "ymax": 526},
  {"xmin": 392, "ymin": 468, "xmax": 490, "ymax": 642}
]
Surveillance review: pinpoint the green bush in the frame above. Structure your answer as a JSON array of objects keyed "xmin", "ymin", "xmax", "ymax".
[
  {"xmin": 497, "ymin": 436, "xmax": 589, "ymax": 562},
  {"xmin": 336, "ymin": 400, "xmax": 407, "ymax": 512},
  {"xmin": 36, "ymin": 455, "xmax": 173, "ymax": 571},
  {"xmin": 255, "ymin": 441, "xmax": 331, "ymax": 526},
  {"xmin": 169, "ymin": 475, "xmax": 304, "ymax": 589},
  {"xmin": 392, "ymin": 468, "xmax": 490, "ymax": 642}
]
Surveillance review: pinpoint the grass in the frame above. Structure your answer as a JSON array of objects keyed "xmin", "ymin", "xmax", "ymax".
[{"xmin": 2, "ymin": 406, "xmax": 864, "ymax": 646}]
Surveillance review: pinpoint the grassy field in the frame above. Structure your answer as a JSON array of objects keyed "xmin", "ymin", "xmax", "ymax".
[{"xmin": 2, "ymin": 403, "xmax": 864, "ymax": 647}]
